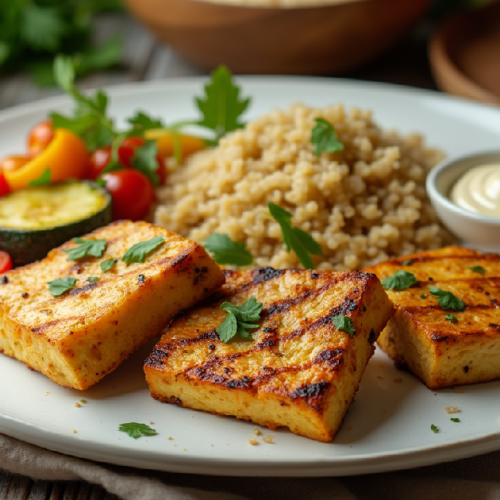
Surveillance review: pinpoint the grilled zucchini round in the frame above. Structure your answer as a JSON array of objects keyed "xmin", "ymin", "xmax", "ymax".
[{"xmin": 0, "ymin": 181, "xmax": 112, "ymax": 266}]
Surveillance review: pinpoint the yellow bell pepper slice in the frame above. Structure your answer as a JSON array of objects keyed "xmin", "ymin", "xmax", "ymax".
[
  {"xmin": 144, "ymin": 130, "xmax": 205, "ymax": 161},
  {"xmin": 5, "ymin": 128, "xmax": 88, "ymax": 191}
]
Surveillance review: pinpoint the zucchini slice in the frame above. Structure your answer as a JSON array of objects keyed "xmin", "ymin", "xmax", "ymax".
[{"xmin": 0, "ymin": 181, "xmax": 112, "ymax": 266}]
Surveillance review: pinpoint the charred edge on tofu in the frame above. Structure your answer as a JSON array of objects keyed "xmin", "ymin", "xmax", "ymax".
[
  {"xmin": 386, "ymin": 251, "xmax": 500, "ymax": 266},
  {"xmin": 69, "ymin": 282, "xmax": 100, "ymax": 295}
]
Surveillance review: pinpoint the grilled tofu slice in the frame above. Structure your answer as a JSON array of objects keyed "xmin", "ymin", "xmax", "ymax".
[
  {"xmin": 0, "ymin": 221, "xmax": 224, "ymax": 390},
  {"xmin": 145, "ymin": 268, "xmax": 393, "ymax": 442},
  {"xmin": 365, "ymin": 246, "xmax": 500, "ymax": 389}
]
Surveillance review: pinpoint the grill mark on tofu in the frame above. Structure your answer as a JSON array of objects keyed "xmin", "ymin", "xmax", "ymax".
[
  {"xmin": 31, "ymin": 317, "xmax": 82, "ymax": 333},
  {"xmin": 69, "ymin": 282, "xmax": 100, "ymax": 295}
]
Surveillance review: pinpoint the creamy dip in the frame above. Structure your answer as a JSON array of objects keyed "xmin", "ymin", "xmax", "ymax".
[{"xmin": 450, "ymin": 164, "xmax": 500, "ymax": 218}]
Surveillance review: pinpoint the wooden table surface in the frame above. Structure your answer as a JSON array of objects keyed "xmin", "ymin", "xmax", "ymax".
[{"xmin": 0, "ymin": 12, "xmax": 437, "ymax": 500}]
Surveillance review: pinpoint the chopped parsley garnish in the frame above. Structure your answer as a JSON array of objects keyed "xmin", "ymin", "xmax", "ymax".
[
  {"xmin": 469, "ymin": 265, "xmax": 486, "ymax": 275},
  {"xmin": 118, "ymin": 422, "xmax": 157, "ymax": 439},
  {"xmin": 63, "ymin": 238, "xmax": 107, "ymax": 261},
  {"xmin": 332, "ymin": 315, "xmax": 356, "ymax": 337},
  {"xmin": 131, "ymin": 140, "xmax": 160, "ymax": 186},
  {"xmin": 450, "ymin": 418, "xmax": 460, "ymax": 423},
  {"xmin": 100, "ymin": 258, "xmax": 117, "ymax": 272},
  {"xmin": 216, "ymin": 297, "xmax": 263, "ymax": 343},
  {"xmin": 127, "ymin": 112, "xmax": 164, "ymax": 132},
  {"xmin": 311, "ymin": 118, "xmax": 344, "ymax": 156},
  {"xmin": 381, "ymin": 270, "xmax": 418, "ymax": 291},
  {"xmin": 445, "ymin": 314, "xmax": 458, "ymax": 323},
  {"xmin": 28, "ymin": 168, "xmax": 52, "ymax": 187},
  {"xmin": 268, "ymin": 203, "xmax": 322, "ymax": 270},
  {"xmin": 196, "ymin": 65, "xmax": 250, "ymax": 142},
  {"xmin": 204, "ymin": 233, "xmax": 253, "ymax": 266},
  {"xmin": 431, "ymin": 424, "xmax": 439, "ymax": 433},
  {"xmin": 122, "ymin": 236, "xmax": 165, "ymax": 265},
  {"xmin": 402, "ymin": 259, "xmax": 413, "ymax": 266},
  {"xmin": 429, "ymin": 287, "xmax": 465, "ymax": 312},
  {"xmin": 87, "ymin": 277, "xmax": 99, "ymax": 282},
  {"xmin": 47, "ymin": 276, "xmax": 77, "ymax": 296},
  {"xmin": 420, "ymin": 293, "xmax": 427, "ymax": 299}
]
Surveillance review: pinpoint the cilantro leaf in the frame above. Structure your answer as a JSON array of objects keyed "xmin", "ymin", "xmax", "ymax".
[
  {"xmin": 450, "ymin": 418, "xmax": 460, "ymax": 423},
  {"xmin": 445, "ymin": 313, "xmax": 458, "ymax": 323},
  {"xmin": 28, "ymin": 168, "xmax": 52, "ymax": 187},
  {"xmin": 47, "ymin": 277, "xmax": 77, "ymax": 297},
  {"xmin": 204, "ymin": 234, "xmax": 253, "ymax": 266},
  {"xmin": 118, "ymin": 422, "xmax": 157, "ymax": 439},
  {"xmin": 21, "ymin": 5, "xmax": 66, "ymax": 52},
  {"xmin": 196, "ymin": 65, "xmax": 250, "ymax": 141},
  {"xmin": 216, "ymin": 297, "xmax": 263, "ymax": 343},
  {"xmin": 311, "ymin": 118, "xmax": 344, "ymax": 156},
  {"xmin": 128, "ymin": 112, "xmax": 164, "ymax": 132},
  {"xmin": 469, "ymin": 265, "xmax": 486, "ymax": 275},
  {"xmin": 431, "ymin": 424, "xmax": 439, "ymax": 433},
  {"xmin": 429, "ymin": 287, "xmax": 465, "ymax": 312},
  {"xmin": 100, "ymin": 259, "xmax": 117, "ymax": 272},
  {"xmin": 268, "ymin": 203, "xmax": 322, "ymax": 270},
  {"xmin": 331, "ymin": 315, "xmax": 356, "ymax": 337},
  {"xmin": 63, "ymin": 238, "xmax": 107, "ymax": 261},
  {"xmin": 87, "ymin": 277, "xmax": 100, "ymax": 282},
  {"xmin": 131, "ymin": 140, "xmax": 159, "ymax": 186},
  {"xmin": 122, "ymin": 236, "xmax": 165, "ymax": 265},
  {"xmin": 381, "ymin": 270, "xmax": 418, "ymax": 291}
]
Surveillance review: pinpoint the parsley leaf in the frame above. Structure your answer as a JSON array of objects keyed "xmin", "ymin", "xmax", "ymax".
[
  {"xmin": 469, "ymin": 265, "xmax": 486, "ymax": 275},
  {"xmin": 402, "ymin": 259, "xmax": 413, "ymax": 266},
  {"xmin": 268, "ymin": 203, "xmax": 322, "ymax": 270},
  {"xmin": 47, "ymin": 277, "xmax": 77, "ymax": 297},
  {"xmin": 429, "ymin": 287, "xmax": 465, "ymax": 312},
  {"xmin": 118, "ymin": 422, "xmax": 157, "ymax": 439},
  {"xmin": 331, "ymin": 315, "xmax": 356, "ymax": 337},
  {"xmin": 431, "ymin": 424, "xmax": 439, "ymax": 433},
  {"xmin": 216, "ymin": 297, "xmax": 263, "ymax": 343},
  {"xmin": 28, "ymin": 168, "xmax": 52, "ymax": 187},
  {"xmin": 87, "ymin": 276, "xmax": 100, "ymax": 282},
  {"xmin": 445, "ymin": 313, "xmax": 458, "ymax": 323},
  {"xmin": 420, "ymin": 293, "xmax": 427, "ymax": 299},
  {"xmin": 63, "ymin": 238, "xmax": 107, "ymax": 261},
  {"xmin": 381, "ymin": 270, "xmax": 418, "ymax": 291},
  {"xmin": 450, "ymin": 418, "xmax": 460, "ymax": 422},
  {"xmin": 311, "ymin": 118, "xmax": 344, "ymax": 156},
  {"xmin": 131, "ymin": 140, "xmax": 159, "ymax": 186},
  {"xmin": 204, "ymin": 234, "xmax": 253, "ymax": 266},
  {"xmin": 122, "ymin": 236, "xmax": 165, "ymax": 265},
  {"xmin": 195, "ymin": 65, "xmax": 250, "ymax": 141},
  {"xmin": 100, "ymin": 259, "xmax": 117, "ymax": 272},
  {"xmin": 128, "ymin": 112, "xmax": 164, "ymax": 132}
]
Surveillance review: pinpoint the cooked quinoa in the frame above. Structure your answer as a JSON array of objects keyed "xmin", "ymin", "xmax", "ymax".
[{"xmin": 155, "ymin": 103, "xmax": 453, "ymax": 271}]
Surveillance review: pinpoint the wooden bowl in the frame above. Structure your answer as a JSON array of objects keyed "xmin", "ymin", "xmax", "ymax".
[
  {"xmin": 125, "ymin": 0, "xmax": 431, "ymax": 75},
  {"xmin": 429, "ymin": 1, "xmax": 500, "ymax": 105}
]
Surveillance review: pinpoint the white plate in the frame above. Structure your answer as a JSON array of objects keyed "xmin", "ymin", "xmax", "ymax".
[{"xmin": 1, "ymin": 77, "xmax": 500, "ymax": 477}]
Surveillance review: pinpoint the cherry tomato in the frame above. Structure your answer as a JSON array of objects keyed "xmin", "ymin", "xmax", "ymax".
[
  {"xmin": 88, "ymin": 146, "xmax": 112, "ymax": 180},
  {"xmin": 118, "ymin": 137, "xmax": 144, "ymax": 168},
  {"xmin": 0, "ymin": 251, "xmax": 13, "ymax": 273},
  {"xmin": 101, "ymin": 169, "xmax": 155, "ymax": 221},
  {"xmin": 0, "ymin": 155, "xmax": 31, "ymax": 173},
  {"xmin": 28, "ymin": 120, "xmax": 55, "ymax": 156},
  {"xmin": 0, "ymin": 172, "xmax": 10, "ymax": 197}
]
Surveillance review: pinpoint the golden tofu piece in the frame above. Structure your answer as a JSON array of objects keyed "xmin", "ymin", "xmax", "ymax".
[
  {"xmin": 0, "ymin": 221, "xmax": 224, "ymax": 390},
  {"xmin": 365, "ymin": 246, "xmax": 500, "ymax": 389},
  {"xmin": 145, "ymin": 268, "xmax": 393, "ymax": 442}
]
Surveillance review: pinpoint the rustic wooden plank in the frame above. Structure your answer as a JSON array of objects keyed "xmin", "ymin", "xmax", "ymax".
[
  {"xmin": 27, "ymin": 481, "xmax": 52, "ymax": 500},
  {"xmin": 1, "ymin": 471, "xmax": 32, "ymax": 500}
]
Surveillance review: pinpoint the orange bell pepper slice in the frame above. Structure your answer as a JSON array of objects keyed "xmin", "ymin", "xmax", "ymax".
[
  {"xmin": 144, "ymin": 130, "xmax": 205, "ymax": 161},
  {"xmin": 4, "ymin": 128, "xmax": 88, "ymax": 191}
]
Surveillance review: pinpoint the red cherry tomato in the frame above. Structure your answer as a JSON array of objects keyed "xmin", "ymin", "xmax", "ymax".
[
  {"xmin": 118, "ymin": 137, "xmax": 144, "ymax": 168},
  {"xmin": 0, "ymin": 172, "xmax": 10, "ymax": 197},
  {"xmin": 88, "ymin": 146, "xmax": 112, "ymax": 180},
  {"xmin": 0, "ymin": 251, "xmax": 13, "ymax": 273},
  {"xmin": 0, "ymin": 155, "xmax": 31, "ymax": 173},
  {"xmin": 28, "ymin": 120, "xmax": 55, "ymax": 156},
  {"xmin": 101, "ymin": 169, "xmax": 155, "ymax": 221}
]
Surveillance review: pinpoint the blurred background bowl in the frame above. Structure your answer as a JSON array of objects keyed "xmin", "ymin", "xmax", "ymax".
[{"xmin": 124, "ymin": 0, "xmax": 431, "ymax": 75}]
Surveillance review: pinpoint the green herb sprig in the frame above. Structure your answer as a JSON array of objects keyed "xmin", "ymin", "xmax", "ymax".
[
  {"xmin": 28, "ymin": 168, "xmax": 52, "ymax": 187},
  {"xmin": 118, "ymin": 422, "xmax": 157, "ymax": 439},
  {"xmin": 63, "ymin": 238, "xmax": 107, "ymax": 261},
  {"xmin": 100, "ymin": 259, "xmax": 117, "ymax": 272},
  {"xmin": 332, "ymin": 315, "xmax": 356, "ymax": 337},
  {"xmin": 122, "ymin": 236, "xmax": 165, "ymax": 265},
  {"xmin": 47, "ymin": 276, "xmax": 77, "ymax": 296},
  {"xmin": 381, "ymin": 270, "xmax": 418, "ymax": 291},
  {"xmin": 204, "ymin": 234, "xmax": 253, "ymax": 266},
  {"xmin": 470, "ymin": 266, "xmax": 486, "ymax": 275},
  {"xmin": 216, "ymin": 297, "xmax": 263, "ymax": 343},
  {"xmin": 429, "ymin": 287, "xmax": 465, "ymax": 312},
  {"xmin": 268, "ymin": 203, "xmax": 322, "ymax": 270},
  {"xmin": 311, "ymin": 118, "xmax": 344, "ymax": 156}
]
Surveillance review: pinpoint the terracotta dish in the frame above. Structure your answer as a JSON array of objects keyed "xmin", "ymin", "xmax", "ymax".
[
  {"xmin": 125, "ymin": 0, "xmax": 430, "ymax": 74},
  {"xmin": 429, "ymin": 1, "xmax": 500, "ymax": 105}
]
